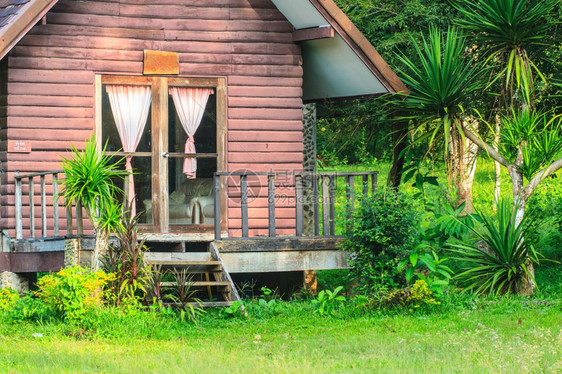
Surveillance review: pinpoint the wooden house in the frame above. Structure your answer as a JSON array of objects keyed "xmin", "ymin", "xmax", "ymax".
[{"xmin": 0, "ymin": 0, "xmax": 406, "ymax": 298}]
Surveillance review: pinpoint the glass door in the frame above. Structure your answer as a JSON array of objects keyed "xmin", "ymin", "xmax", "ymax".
[{"xmin": 99, "ymin": 76, "xmax": 225, "ymax": 234}]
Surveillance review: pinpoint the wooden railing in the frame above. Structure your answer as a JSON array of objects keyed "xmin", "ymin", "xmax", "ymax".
[
  {"xmin": 14, "ymin": 170, "xmax": 378, "ymax": 241},
  {"xmin": 213, "ymin": 171, "xmax": 378, "ymax": 239},
  {"xmin": 14, "ymin": 170, "xmax": 84, "ymax": 240}
]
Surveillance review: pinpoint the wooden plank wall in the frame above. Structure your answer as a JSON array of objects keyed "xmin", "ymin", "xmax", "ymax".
[{"xmin": 0, "ymin": 0, "xmax": 303, "ymax": 238}]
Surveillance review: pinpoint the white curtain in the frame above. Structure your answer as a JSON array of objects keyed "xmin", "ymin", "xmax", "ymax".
[
  {"xmin": 169, "ymin": 87, "xmax": 213, "ymax": 179},
  {"xmin": 106, "ymin": 85, "xmax": 152, "ymax": 216}
]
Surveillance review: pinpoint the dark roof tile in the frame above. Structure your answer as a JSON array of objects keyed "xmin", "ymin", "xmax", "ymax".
[{"xmin": 0, "ymin": 0, "xmax": 30, "ymax": 30}]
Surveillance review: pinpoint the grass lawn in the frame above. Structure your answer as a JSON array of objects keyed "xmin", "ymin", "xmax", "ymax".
[{"xmin": 0, "ymin": 297, "xmax": 561, "ymax": 373}]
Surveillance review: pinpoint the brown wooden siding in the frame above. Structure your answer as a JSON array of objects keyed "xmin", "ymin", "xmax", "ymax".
[
  {"xmin": 0, "ymin": 58, "xmax": 8, "ymax": 232},
  {"xmin": 2, "ymin": 0, "xmax": 303, "ymax": 237}
]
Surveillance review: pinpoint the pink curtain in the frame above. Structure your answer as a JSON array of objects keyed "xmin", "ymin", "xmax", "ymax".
[
  {"xmin": 106, "ymin": 85, "xmax": 152, "ymax": 216},
  {"xmin": 169, "ymin": 87, "xmax": 213, "ymax": 179}
]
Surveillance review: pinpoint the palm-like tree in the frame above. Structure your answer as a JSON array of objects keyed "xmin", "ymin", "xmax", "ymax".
[
  {"xmin": 454, "ymin": 0, "xmax": 557, "ymax": 106},
  {"xmin": 395, "ymin": 26, "xmax": 484, "ymax": 212},
  {"xmin": 454, "ymin": 0, "xmax": 559, "ymax": 204}
]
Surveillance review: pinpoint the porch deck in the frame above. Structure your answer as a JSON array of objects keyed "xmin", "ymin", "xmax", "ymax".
[{"xmin": 1, "ymin": 170, "xmax": 377, "ymax": 274}]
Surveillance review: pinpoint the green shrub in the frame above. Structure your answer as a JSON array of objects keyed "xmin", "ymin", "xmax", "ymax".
[
  {"xmin": 0, "ymin": 288, "xmax": 20, "ymax": 312},
  {"xmin": 383, "ymin": 279, "xmax": 441, "ymax": 312},
  {"xmin": 34, "ymin": 266, "xmax": 113, "ymax": 323},
  {"xmin": 2, "ymin": 293, "xmax": 52, "ymax": 323},
  {"xmin": 343, "ymin": 189, "xmax": 421, "ymax": 293},
  {"xmin": 398, "ymin": 247, "xmax": 454, "ymax": 298},
  {"xmin": 223, "ymin": 300, "xmax": 247, "ymax": 319}
]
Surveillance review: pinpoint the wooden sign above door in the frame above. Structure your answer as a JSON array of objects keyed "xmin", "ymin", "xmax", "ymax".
[{"xmin": 143, "ymin": 50, "xmax": 179, "ymax": 75}]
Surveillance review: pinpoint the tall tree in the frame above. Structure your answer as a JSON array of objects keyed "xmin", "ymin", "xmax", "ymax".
[
  {"xmin": 401, "ymin": 26, "xmax": 562, "ymax": 293},
  {"xmin": 318, "ymin": 0, "xmax": 456, "ymax": 176},
  {"xmin": 453, "ymin": 0, "xmax": 560, "ymax": 204},
  {"xmin": 394, "ymin": 27, "xmax": 484, "ymax": 212}
]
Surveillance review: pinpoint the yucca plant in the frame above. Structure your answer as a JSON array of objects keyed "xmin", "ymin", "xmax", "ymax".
[
  {"xmin": 60, "ymin": 136, "xmax": 128, "ymax": 270},
  {"xmin": 454, "ymin": 0, "xmax": 557, "ymax": 105},
  {"xmin": 453, "ymin": 0, "xmax": 558, "ymax": 207},
  {"xmin": 449, "ymin": 199, "xmax": 539, "ymax": 295},
  {"xmin": 466, "ymin": 107, "xmax": 562, "ymax": 225},
  {"xmin": 394, "ymin": 26, "xmax": 484, "ymax": 212},
  {"xmin": 498, "ymin": 109, "xmax": 562, "ymax": 181}
]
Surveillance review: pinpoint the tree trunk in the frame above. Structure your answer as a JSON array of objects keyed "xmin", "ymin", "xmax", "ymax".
[
  {"xmin": 453, "ymin": 120, "xmax": 478, "ymax": 213},
  {"xmin": 387, "ymin": 121, "xmax": 408, "ymax": 188},
  {"xmin": 507, "ymin": 164, "xmax": 534, "ymax": 295},
  {"xmin": 456, "ymin": 127, "xmax": 479, "ymax": 213},
  {"xmin": 91, "ymin": 227, "xmax": 109, "ymax": 271},
  {"xmin": 493, "ymin": 117, "xmax": 501, "ymax": 209}
]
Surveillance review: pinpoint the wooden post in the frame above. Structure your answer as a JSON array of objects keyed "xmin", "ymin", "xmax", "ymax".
[
  {"xmin": 362, "ymin": 174, "xmax": 368, "ymax": 196},
  {"xmin": 66, "ymin": 206, "xmax": 73, "ymax": 236},
  {"xmin": 76, "ymin": 200, "xmax": 84, "ymax": 236},
  {"xmin": 15, "ymin": 172, "xmax": 22, "ymax": 240},
  {"xmin": 28, "ymin": 177, "xmax": 35, "ymax": 238},
  {"xmin": 372, "ymin": 172, "xmax": 378, "ymax": 195},
  {"xmin": 213, "ymin": 174, "xmax": 221, "ymax": 240},
  {"xmin": 304, "ymin": 270, "xmax": 318, "ymax": 294},
  {"xmin": 329, "ymin": 175, "xmax": 335, "ymax": 235},
  {"xmin": 295, "ymin": 174, "xmax": 304, "ymax": 236},
  {"xmin": 322, "ymin": 176, "xmax": 329, "ymax": 236},
  {"xmin": 346, "ymin": 175, "xmax": 355, "ymax": 222},
  {"xmin": 313, "ymin": 175, "xmax": 319, "ymax": 236},
  {"xmin": 240, "ymin": 175, "xmax": 248, "ymax": 237},
  {"xmin": 53, "ymin": 173, "xmax": 59, "ymax": 237},
  {"xmin": 40, "ymin": 175, "xmax": 47, "ymax": 238},
  {"xmin": 268, "ymin": 174, "xmax": 276, "ymax": 237}
]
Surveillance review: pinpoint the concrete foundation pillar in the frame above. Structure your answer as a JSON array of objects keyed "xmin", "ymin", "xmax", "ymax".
[
  {"xmin": 64, "ymin": 238, "xmax": 81, "ymax": 268},
  {"xmin": 302, "ymin": 103, "xmax": 317, "ymax": 236},
  {"xmin": 0, "ymin": 271, "xmax": 29, "ymax": 292}
]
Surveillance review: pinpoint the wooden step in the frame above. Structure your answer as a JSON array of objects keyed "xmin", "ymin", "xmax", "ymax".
[
  {"xmin": 163, "ymin": 301, "xmax": 233, "ymax": 308},
  {"xmin": 144, "ymin": 247, "xmax": 240, "ymax": 306},
  {"xmin": 146, "ymin": 260, "xmax": 221, "ymax": 267},
  {"xmin": 160, "ymin": 281, "xmax": 231, "ymax": 287},
  {"xmin": 144, "ymin": 252, "xmax": 212, "ymax": 262},
  {"xmin": 144, "ymin": 252, "xmax": 222, "ymax": 270}
]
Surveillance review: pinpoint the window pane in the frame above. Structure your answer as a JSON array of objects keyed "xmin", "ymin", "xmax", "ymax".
[
  {"xmin": 168, "ymin": 89, "xmax": 217, "ymax": 225},
  {"xmin": 168, "ymin": 158, "xmax": 214, "ymax": 225},
  {"xmin": 130, "ymin": 156, "xmax": 152, "ymax": 224}
]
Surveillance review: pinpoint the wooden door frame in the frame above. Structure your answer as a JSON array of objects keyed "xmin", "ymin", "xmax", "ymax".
[{"xmin": 95, "ymin": 74, "xmax": 227, "ymax": 235}]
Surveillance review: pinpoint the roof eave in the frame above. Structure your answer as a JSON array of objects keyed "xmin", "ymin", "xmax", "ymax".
[
  {"xmin": 0, "ymin": 0, "xmax": 60, "ymax": 61},
  {"xmin": 309, "ymin": 0, "xmax": 408, "ymax": 95}
]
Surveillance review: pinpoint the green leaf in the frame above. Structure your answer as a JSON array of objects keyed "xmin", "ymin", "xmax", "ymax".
[
  {"xmin": 409, "ymin": 253, "xmax": 419, "ymax": 267},
  {"xmin": 405, "ymin": 267, "xmax": 415, "ymax": 282}
]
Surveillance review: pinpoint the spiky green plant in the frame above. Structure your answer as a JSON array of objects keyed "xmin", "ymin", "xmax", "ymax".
[
  {"xmin": 394, "ymin": 26, "xmax": 484, "ymax": 210},
  {"xmin": 498, "ymin": 110, "xmax": 562, "ymax": 181},
  {"xmin": 396, "ymin": 26, "xmax": 483, "ymax": 122},
  {"xmin": 449, "ymin": 199, "xmax": 539, "ymax": 295},
  {"xmin": 60, "ymin": 136, "xmax": 127, "ymax": 230},
  {"xmin": 60, "ymin": 136, "xmax": 128, "ymax": 270},
  {"xmin": 454, "ymin": 0, "xmax": 558, "ymax": 105}
]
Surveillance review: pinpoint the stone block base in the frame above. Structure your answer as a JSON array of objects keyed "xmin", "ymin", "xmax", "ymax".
[{"xmin": 0, "ymin": 271, "xmax": 29, "ymax": 292}]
